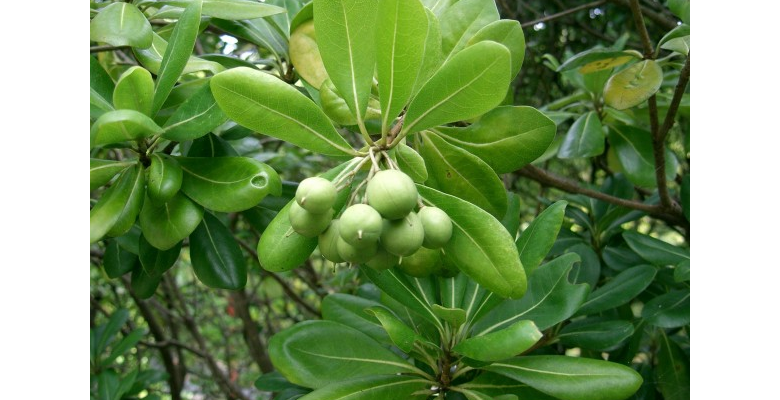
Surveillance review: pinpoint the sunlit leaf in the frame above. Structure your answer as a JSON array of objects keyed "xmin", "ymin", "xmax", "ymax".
[
  {"xmin": 558, "ymin": 112, "xmax": 605, "ymax": 159},
  {"xmin": 113, "ymin": 66, "xmax": 154, "ymax": 116},
  {"xmin": 90, "ymin": 3, "xmax": 153, "ymax": 48},
  {"xmin": 139, "ymin": 192, "xmax": 203, "ymax": 250},
  {"xmin": 604, "ymin": 60, "xmax": 663, "ymax": 110}
]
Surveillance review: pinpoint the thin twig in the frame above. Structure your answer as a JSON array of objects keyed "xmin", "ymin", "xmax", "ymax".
[
  {"xmin": 520, "ymin": 0, "xmax": 607, "ymax": 28},
  {"xmin": 90, "ymin": 45, "xmax": 128, "ymax": 53}
]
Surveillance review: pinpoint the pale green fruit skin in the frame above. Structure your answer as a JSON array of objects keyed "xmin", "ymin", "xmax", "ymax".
[
  {"xmin": 318, "ymin": 219, "xmax": 344, "ymax": 263},
  {"xmin": 366, "ymin": 170, "xmax": 418, "ymax": 220},
  {"xmin": 337, "ymin": 236, "xmax": 378, "ymax": 264},
  {"xmin": 289, "ymin": 202, "xmax": 333, "ymax": 237},
  {"xmin": 295, "ymin": 177, "xmax": 337, "ymax": 214},
  {"xmin": 380, "ymin": 212, "xmax": 424, "ymax": 256},
  {"xmin": 419, "ymin": 206, "xmax": 453, "ymax": 249},
  {"xmin": 339, "ymin": 204, "xmax": 383, "ymax": 247},
  {"xmin": 365, "ymin": 246, "xmax": 401, "ymax": 271},
  {"xmin": 399, "ymin": 247, "xmax": 442, "ymax": 278}
]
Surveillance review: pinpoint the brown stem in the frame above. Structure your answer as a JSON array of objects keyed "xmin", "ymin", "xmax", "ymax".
[
  {"xmin": 90, "ymin": 45, "xmax": 128, "ymax": 53},
  {"xmin": 608, "ymin": 0, "xmax": 679, "ymax": 30},
  {"xmin": 230, "ymin": 290, "xmax": 275, "ymax": 373},
  {"xmin": 628, "ymin": 0, "xmax": 655, "ymax": 58},
  {"xmin": 659, "ymin": 54, "xmax": 691, "ymax": 143},
  {"xmin": 521, "ymin": 0, "xmax": 607, "ymax": 28}
]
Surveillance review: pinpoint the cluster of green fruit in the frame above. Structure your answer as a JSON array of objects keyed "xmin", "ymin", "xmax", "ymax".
[{"xmin": 289, "ymin": 169, "xmax": 453, "ymax": 276}]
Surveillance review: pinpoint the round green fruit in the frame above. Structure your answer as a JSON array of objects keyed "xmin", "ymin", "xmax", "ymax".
[
  {"xmin": 289, "ymin": 202, "xmax": 333, "ymax": 237},
  {"xmin": 339, "ymin": 204, "xmax": 383, "ymax": 247},
  {"xmin": 399, "ymin": 247, "xmax": 442, "ymax": 278},
  {"xmin": 419, "ymin": 206, "xmax": 453, "ymax": 249},
  {"xmin": 295, "ymin": 177, "xmax": 337, "ymax": 214},
  {"xmin": 337, "ymin": 236, "xmax": 378, "ymax": 264},
  {"xmin": 380, "ymin": 212, "xmax": 424, "ymax": 256},
  {"xmin": 365, "ymin": 246, "xmax": 401, "ymax": 271},
  {"xmin": 318, "ymin": 219, "xmax": 344, "ymax": 263},
  {"xmin": 366, "ymin": 170, "xmax": 418, "ymax": 220}
]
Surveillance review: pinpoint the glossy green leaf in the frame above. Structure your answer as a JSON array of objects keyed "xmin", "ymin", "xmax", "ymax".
[
  {"xmin": 139, "ymin": 192, "xmax": 204, "ymax": 250},
  {"xmin": 152, "ymin": 0, "xmax": 204, "ymax": 115},
  {"xmin": 420, "ymin": 132, "xmax": 507, "ymax": 218},
  {"xmin": 90, "ymin": 110, "xmax": 162, "ymax": 148},
  {"xmin": 666, "ymin": 0, "xmax": 690, "ymax": 24},
  {"xmin": 604, "ymin": 60, "xmax": 663, "ymax": 110},
  {"xmin": 655, "ymin": 330, "xmax": 690, "ymax": 400},
  {"xmin": 186, "ymin": 132, "xmax": 239, "ymax": 157},
  {"xmin": 459, "ymin": 372, "xmax": 558, "ymax": 400},
  {"xmin": 289, "ymin": 20, "xmax": 329, "ymax": 88},
  {"xmin": 474, "ymin": 253, "xmax": 589, "ymax": 334},
  {"xmin": 623, "ymin": 231, "xmax": 690, "ymax": 266},
  {"xmin": 674, "ymin": 260, "xmax": 690, "ymax": 283},
  {"xmin": 658, "ymin": 24, "xmax": 689, "ymax": 49},
  {"xmin": 133, "ymin": 33, "xmax": 224, "ymax": 77},
  {"xmin": 641, "ymin": 290, "xmax": 690, "ymax": 328},
  {"xmin": 321, "ymin": 294, "xmax": 389, "ymax": 344},
  {"xmin": 439, "ymin": 0, "xmax": 499, "ymax": 58},
  {"xmin": 139, "ymin": 234, "xmax": 182, "ymax": 277},
  {"xmin": 366, "ymin": 306, "xmax": 421, "ymax": 352},
  {"xmin": 319, "ymin": 78, "xmax": 380, "ymax": 126},
  {"xmin": 404, "ymin": 41, "xmax": 510, "ymax": 135},
  {"xmin": 411, "ymin": 8, "xmax": 444, "ymax": 95},
  {"xmin": 565, "ymin": 244, "xmax": 601, "ymax": 288},
  {"xmin": 454, "ymin": 320, "xmax": 541, "ymax": 362},
  {"xmin": 576, "ymin": 264, "xmax": 656, "ymax": 316},
  {"xmin": 254, "ymin": 371, "xmax": 308, "ymax": 392},
  {"xmin": 557, "ymin": 48, "xmax": 641, "ymax": 73},
  {"xmin": 432, "ymin": 304, "xmax": 467, "ymax": 329},
  {"xmin": 211, "ymin": 67, "xmax": 356, "ymax": 157},
  {"xmin": 131, "ymin": 263, "xmax": 162, "ymax": 299},
  {"xmin": 515, "ymin": 201, "xmax": 567, "ymax": 276},
  {"xmin": 146, "ymin": 156, "xmax": 181, "ymax": 205},
  {"xmin": 163, "ymin": 0, "xmax": 286, "ymax": 20},
  {"xmin": 90, "ymin": 56, "xmax": 115, "ymax": 117},
  {"xmin": 115, "ymin": 225, "xmax": 142, "ymax": 255},
  {"xmin": 376, "ymin": 0, "xmax": 428, "ymax": 133},
  {"xmin": 417, "ymin": 185, "xmax": 526, "ymax": 299},
  {"xmin": 90, "ymin": 159, "xmax": 134, "ymax": 191},
  {"xmin": 103, "ymin": 239, "xmax": 138, "ymax": 279},
  {"xmin": 177, "ymin": 156, "xmax": 281, "ymax": 212},
  {"xmin": 91, "ymin": 164, "xmax": 146, "ymax": 243},
  {"xmin": 661, "ymin": 36, "xmax": 690, "ymax": 56},
  {"xmin": 189, "ymin": 212, "xmax": 247, "ymax": 289},
  {"xmin": 609, "ymin": 124, "xmax": 678, "ymax": 188},
  {"xmin": 314, "ymin": 0, "xmax": 378, "ymax": 124},
  {"xmin": 434, "ymin": 106, "xmax": 556, "ymax": 173},
  {"xmin": 395, "ymin": 143, "xmax": 428, "ymax": 183},
  {"xmin": 501, "ymin": 192, "xmax": 521, "ymax": 238},
  {"xmin": 467, "ymin": 20, "xmax": 525, "ymax": 79},
  {"xmin": 90, "ymin": 3, "xmax": 153, "ymax": 48},
  {"xmin": 269, "ymin": 320, "xmax": 421, "ymax": 389},
  {"xmin": 557, "ymin": 319, "xmax": 634, "ymax": 351},
  {"xmin": 298, "ymin": 375, "xmax": 428, "ymax": 400},
  {"xmin": 162, "ymin": 84, "xmax": 227, "ymax": 142},
  {"xmin": 363, "ymin": 267, "xmax": 444, "ymax": 330},
  {"xmin": 486, "ymin": 356, "xmax": 643, "ymax": 400},
  {"xmin": 113, "ymin": 67, "xmax": 154, "ymax": 116},
  {"xmin": 558, "ymin": 112, "xmax": 605, "ymax": 159},
  {"xmin": 211, "ymin": 18, "xmax": 288, "ymax": 60}
]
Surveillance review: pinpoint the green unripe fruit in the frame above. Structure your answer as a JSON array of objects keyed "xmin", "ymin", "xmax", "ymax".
[
  {"xmin": 295, "ymin": 177, "xmax": 337, "ymax": 214},
  {"xmin": 336, "ymin": 236, "xmax": 378, "ymax": 264},
  {"xmin": 366, "ymin": 170, "xmax": 418, "ymax": 220},
  {"xmin": 365, "ymin": 246, "xmax": 401, "ymax": 271},
  {"xmin": 380, "ymin": 212, "xmax": 425, "ymax": 256},
  {"xmin": 419, "ymin": 206, "xmax": 453, "ymax": 249},
  {"xmin": 339, "ymin": 204, "xmax": 383, "ymax": 247},
  {"xmin": 399, "ymin": 247, "xmax": 442, "ymax": 278},
  {"xmin": 289, "ymin": 202, "xmax": 333, "ymax": 237},
  {"xmin": 318, "ymin": 219, "xmax": 344, "ymax": 263}
]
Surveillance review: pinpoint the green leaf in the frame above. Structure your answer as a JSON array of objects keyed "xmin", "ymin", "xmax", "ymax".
[
  {"xmin": 186, "ymin": 133, "xmax": 238, "ymax": 157},
  {"xmin": 366, "ymin": 306, "xmax": 422, "ymax": 353},
  {"xmin": 115, "ymin": 225, "xmax": 142, "ymax": 255},
  {"xmin": 314, "ymin": 0, "xmax": 378, "ymax": 124},
  {"xmin": 674, "ymin": 260, "xmax": 690, "ymax": 283},
  {"xmin": 432, "ymin": 304, "xmax": 467, "ymax": 329},
  {"xmin": 459, "ymin": 372, "xmax": 558, "ymax": 400},
  {"xmin": 557, "ymin": 319, "xmax": 634, "ymax": 351},
  {"xmin": 210, "ymin": 67, "xmax": 356, "ymax": 157},
  {"xmin": 417, "ymin": 185, "xmax": 526, "ymax": 299},
  {"xmin": 103, "ymin": 328, "xmax": 145, "ymax": 367},
  {"xmin": 404, "ymin": 41, "xmax": 510, "ymax": 135},
  {"xmin": 97, "ymin": 369, "xmax": 121, "ymax": 400},
  {"xmin": 395, "ymin": 143, "xmax": 428, "ymax": 183},
  {"xmin": 666, "ymin": 0, "xmax": 690, "ymax": 24},
  {"xmin": 112, "ymin": 67, "xmax": 154, "ymax": 118},
  {"xmin": 321, "ymin": 294, "xmax": 389, "ymax": 344},
  {"xmin": 655, "ymin": 330, "xmax": 690, "ymax": 400},
  {"xmin": 501, "ymin": 192, "xmax": 521, "ymax": 238},
  {"xmin": 103, "ymin": 239, "xmax": 138, "ymax": 279},
  {"xmin": 411, "ymin": 8, "xmax": 444, "ymax": 95},
  {"xmin": 319, "ymin": 78, "xmax": 358, "ymax": 126},
  {"xmin": 661, "ymin": 36, "xmax": 690, "ymax": 56},
  {"xmin": 641, "ymin": 290, "xmax": 690, "ymax": 328},
  {"xmin": 189, "ymin": 212, "xmax": 247, "ymax": 289},
  {"xmin": 486, "ymin": 356, "xmax": 643, "ymax": 400},
  {"xmin": 658, "ymin": 24, "xmax": 689, "ymax": 49},
  {"xmin": 90, "ymin": 159, "xmax": 134, "ymax": 191},
  {"xmin": 139, "ymin": 192, "xmax": 204, "ymax": 250},
  {"xmin": 91, "ymin": 56, "xmax": 115, "ymax": 117},
  {"xmin": 139, "ymin": 234, "xmax": 181, "ymax": 277},
  {"xmin": 162, "ymin": 84, "xmax": 227, "ymax": 142},
  {"xmin": 255, "ymin": 371, "xmax": 308, "ymax": 392},
  {"xmin": 90, "ymin": 110, "xmax": 162, "ymax": 148},
  {"xmin": 146, "ymin": 155, "xmax": 182, "ymax": 205},
  {"xmin": 297, "ymin": 375, "xmax": 428, "ymax": 400},
  {"xmin": 211, "ymin": 18, "xmax": 288, "ymax": 60},
  {"xmin": 363, "ymin": 267, "xmax": 444, "ymax": 330},
  {"xmin": 269, "ymin": 320, "xmax": 422, "ymax": 389},
  {"xmin": 376, "ymin": 0, "xmax": 428, "ymax": 133},
  {"xmin": 177, "ymin": 156, "xmax": 281, "ymax": 213},
  {"xmin": 558, "ymin": 112, "xmax": 605, "ymax": 159},
  {"xmin": 623, "ymin": 231, "xmax": 689, "ymax": 266},
  {"xmin": 91, "ymin": 164, "xmax": 146, "ymax": 243},
  {"xmin": 565, "ymin": 244, "xmax": 601, "ymax": 289},
  {"xmin": 90, "ymin": 3, "xmax": 153, "ymax": 48},
  {"xmin": 609, "ymin": 124, "xmax": 678, "ymax": 188},
  {"xmin": 474, "ymin": 253, "xmax": 589, "ymax": 334},
  {"xmin": 454, "ymin": 320, "xmax": 541, "ymax": 362},
  {"xmin": 93, "ymin": 309, "xmax": 129, "ymax": 360},
  {"xmin": 467, "ymin": 20, "xmax": 525, "ymax": 79},
  {"xmin": 515, "ymin": 201, "xmax": 567, "ymax": 276},
  {"xmin": 557, "ymin": 48, "xmax": 642, "ymax": 73},
  {"xmin": 439, "ymin": 0, "xmax": 499, "ymax": 58},
  {"xmin": 162, "ymin": 0, "xmax": 286, "ymax": 20},
  {"xmin": 133, "ymin": 33, "xmax": 224, "ymax": 77},
  {"xmin": 434, "ymin": 106, "xmax": 556, "ymax": 173},
  {"xmin": 152, "ymin": 0, "xmax": 204, "ymax": 114},
  {"xmin": 604, "ymin": 60, "xmax": 663, "ymax": 110},
  {"xmin": 131, "ymin": 263, "xmax": 162, "ymax": 299},
  {"xmin": 420, "ymin": 132, "xmax": 507, "ymax": 218},
  {"xmin": 289, "ymin": 20, "xmax": 328, "ymax": 89},
  {"xmin": 577, "ymin": 265, "xmax": 656, "ymax": 316},
  {"xmin": 681, "ymin": 175, "xmax": 690, "ymax": 220}
]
